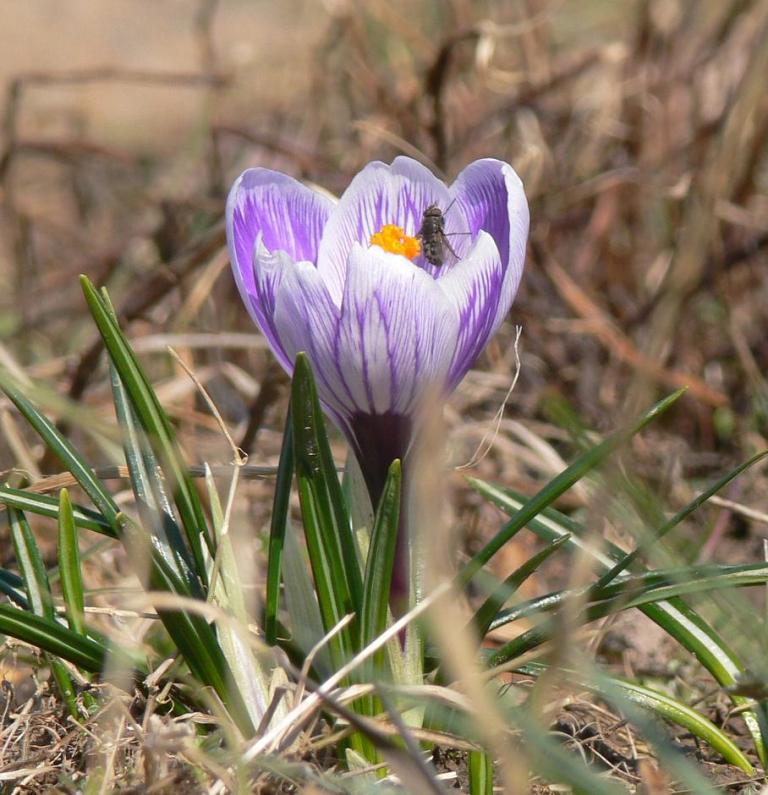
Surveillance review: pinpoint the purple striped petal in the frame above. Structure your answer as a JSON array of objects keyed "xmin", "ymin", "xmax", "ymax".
[
  {"xmin": 451, "ymin": 158, "xmax": 528, "ymax": 282},
  {"xmin": 271, "ymin": 259, "xmax": 350, "ymax": 417},
  {"xmin": 336, "ymin": 244, "xmax": 459, "ymax": 416},
  {"xmin": 272, "ymin": 242, "xmax": 459, "ymax": 421},
  {"xmin": 226, "ymin": 168, "xmax": 334, "ymax": 368},
  {"xmin": 439, "ymin": 159, "xmax": 529, "ymax": 383},
  {"xmin": 316, "ymin": 157, "xmax": 453, "ymax": 303},
  {"xmin": 437, "ymin": 232, "xmax": 506, "ymax": 386}
]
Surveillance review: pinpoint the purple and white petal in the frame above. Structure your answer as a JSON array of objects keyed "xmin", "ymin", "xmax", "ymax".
[
  {"xmin": 226, "ymin": 168, "xmax": 333, "ymax": 273},
  {"xmin": 226, "ymin": 169, "xmax": 334, "ymax": 371},
  {"xmin": 450, "ymin": 158, "xmax": 529, "ymax": 285},
  {"xmin": 436, "ymin": 231, "xmax": 512, "ymax": 387},
  {"xmin": 271, "ymin": 260, "xmax": 355, "ymax": 422},
  {"xmin": 336, "ymin": 244, "xmax": 459, "ymax": 416},
  {"xmin": 235, "ymin": 238, "xmax": 296, "ymax": 371},
  {"xmin": 316, "ymin": 157, "xmax": 454, "ymax": 302}
]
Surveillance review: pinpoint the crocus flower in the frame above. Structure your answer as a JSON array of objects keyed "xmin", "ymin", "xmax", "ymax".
[{"xmin": 226, "ymin": 157, "xmax": 529, "ymax": 511}]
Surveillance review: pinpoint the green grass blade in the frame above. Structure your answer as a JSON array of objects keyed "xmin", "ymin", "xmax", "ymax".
[
  {"xmin": 520, "ymin": 661, "xmax": 752, "ymax": 777},
  {"xmin": 291, "ymin": 354, "xmax": 360, "ymax": 662},
  {"xmin": 490, "ymin": 562, "xmax": 768, "ymax": 630},
  {"xmin": 594, "ymin": 449, "xmax": 768, "ymax": 589},
  {"xmin": 116, "ymin": 514, "xmax": 255, "ymax": 735},
  {"xmin": 488, "ymin": 563, "xmax": 768, "ymax": 662},
  {"xmin": 611, "ymin": 677, "xmax": 755, "ymax": 770},
  {"xmin": 459, "ymin": 389, "xmax": 685, "ymax": 586},
  {"xmin": 360, "ymin": 459, "xmax": 401, "ymax": 657},
  {"xmin": 8, "ymin": 506, "xmax": 80, "ymax": 716},
  {"xmin": 0, "ymin": 485, "xmax": 116, "ymax": 536},
  {"xmin": 0, "ymin": 373, "xmax": 121, "ymax": 530},
  {"xmin": 468, "ymin": 750, "xmax": 493, "ymax": 795},
  {"xmin": 57, "ymin": 489, "xmax": 86, "ymax": 635},
  {"xmin": 0, "ymin": 568, "xmax": 28, "ymax": 608},
  {"xmin": 265, "ymin": 401, "xmax": 294, "ymax": 646},
  {"xmin": 109, "ymin": 361, "xmax": 202, "ymax": 595},
  {"xmin": 475, "ymin": 483, "xmax": 768, "ymax": 765},
  {"xmin": 8, "ymin": 507, "xmax": 55, "ymax": 620},
  {"xmin": 80, "ymin": 275, "xmax": 211, "ymax": 579},
  {"xmin": 293, "ymin": 354, "xmax": 363, "ymax": 609},
  {"xmin": 472, "ymin": 534, "xmax": 571, "ymax": 641},
  {"xmin": 0, "ymin": 604, "xmax": 111, "ymax": 672}
]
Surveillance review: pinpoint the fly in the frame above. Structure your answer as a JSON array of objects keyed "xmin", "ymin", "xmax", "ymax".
[{"xmin": 416, "ymin": 198, "xmax": 469, "ymax": 267}]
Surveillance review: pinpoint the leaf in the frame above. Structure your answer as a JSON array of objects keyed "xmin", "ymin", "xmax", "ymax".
[
  {"xmin": 474, "ymin": 481, "xmax": 768, "ymax": 766},
  {"xmin": 0, "ymin": 604, "xmax": 111, "ymax": 672},
  {"xmin": 57, "ymin": 489, "xmax": 86, "ymax": 635},
  {"xmin": 360, "ymin": 459, "xmax": 401, "ymax": 655},
  {"xmin": 471, "ymin": 534, "xmax": 571, "ymax": 641},
  {"xmin": 459, "ymin": 389, "xmax": 686, "ymax": 586},
  {"xmin": 291, "ymin": 353, "xmax": 361, "ymax": 664},
  {"xmin": 0, "ymin": 485, "xmax": 116, "ymax": 536},
  {"xmin": 0, "ymin": 373, "xmax": 121, "ymax": 530},
  {"xmin": 80, "ymin": 276, "xmax": 211, "ymax": 580},
  {"xmin": 468, "ymin": 750, "xmax": 493, "ymax": 795},
  {"xmin": 265, "ymin": 401, "xmax": 294, "ymax": 645},
  {"xmin": 109, "ymin": 361, "xmax": 202, "ymax": 595},
  {"xmin": 594, "ymin": 449, "xmax": 768, "ymax": 589}
]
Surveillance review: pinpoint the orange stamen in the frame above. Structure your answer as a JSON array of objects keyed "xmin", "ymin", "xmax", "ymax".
[{"xmin": 370, "ymin": 224, "xmax": 421, "ymax": 261}]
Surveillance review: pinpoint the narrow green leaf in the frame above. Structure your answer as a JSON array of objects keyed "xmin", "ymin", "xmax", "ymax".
[
  {"xmin": 9, "ymin": 506, "xmax": 80, "ymax": 716},
  {"xmin": 0, "ymin": 568, "xmax": 28, "ymax": 609},
  {"xmin": 9, "ymin": 507, "xmax": 54, "ymax": 619},
  {"xmin": 265, "ymin": 401, "xmax": 294, "ymax": 645},
  {"xmin": 468, "ymin": 750, "xmax": 493, "ymax": 795},
  {"xmin": 459, "ymin": 389, "xmax": 686, "ymax": 586},
  {"xmin": 520, "ymin": 662, "xmax": 751, "ymax": 779},
  {"xmin": 490, "ymin": 562, "xmax": 768, "ymax": 631},
  {"xmin": 488, "ymin": 563, "xmax": 768, "ymax": 663},
  {"xmin": 475, "ymin": 482, "xmax": 768, "ymax": 765},
  {"xmin": 291, "ymin": 353, "xmax": 361, "ymax": 663},
  {"xmin": 80, "ymin": 275, "xmax": 211, "ymax": 579},
  {"xmin": 594, "ymin": 449, "xmax": 768, "ymax": 589},
  {"xmin": 109, "ymin": 361, "xmax": 202, "ymax": 595},
  {"xmin": 472, "ymin": 534, "xmax": 571, "ymax": 641},
  {"xmin": 360, "ymin": 459, "xmax": 401, "ymax": 656},
  {"xmin": 57, "ymin": 489, "xmax": 86, "ymax": 635},
  {"xmin": 0, "ymin": 604, "xmax": 110, "ymax": 672},
  {"xmin": 0, "ymin": 374, "xmax": 121, "ymax": 530},
  {"xmin": 620, "ymin": 679, "xmax": 753, "ymax": 770},
  {"xmin": 116, "ymin": 514, "xmax": 254, "ymax": 736},
  {"xmin": 0, "ymin": 485, "xmax": 116, "ymax": 536}
]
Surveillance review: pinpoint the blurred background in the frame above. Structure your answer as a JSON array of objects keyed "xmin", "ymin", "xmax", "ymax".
[{"xmin": 1, "ymin": 0, "xmax": 767, "ymax": 617}]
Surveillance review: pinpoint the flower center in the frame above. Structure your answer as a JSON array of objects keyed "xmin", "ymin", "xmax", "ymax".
[{"xmin": 370, "ymin": 224, "xmax": 421, "ymax": 260}]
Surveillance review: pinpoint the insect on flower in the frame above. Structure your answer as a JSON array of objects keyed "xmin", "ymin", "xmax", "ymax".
[{"xmin": 416, "ymin": 198, "xmax": 470, "ymax": 267}]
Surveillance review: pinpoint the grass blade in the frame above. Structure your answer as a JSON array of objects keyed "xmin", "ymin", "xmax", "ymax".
[
  {"xmin": 468, "ymin": 750, "xmax": 493, "ymax": 795},
  {"xmin": 57, "ymin": 489, "xmax": 86, "ymax": 635},
  {"xmin": 594, "ymin": 449, "xmax": 768, "ymax": 589},
  {"xmin": 8, "ymin": 506, "xmax": 79, "ymax": 716},
  {"xmin": 0, "ymin": 568, "xmax": 28, "ymax": 608},
  {"xmin": 109, "ymin": 361, "xmax": 202, "ymax": 595},
  {"xmin": 360, "ymin": 459, "xmax": 401, "ymax": 652},
  {"xmin": 0, "ymin": 603, "xmax": 115, "ymax": 672},
  {"xmin": 0, "ymin": 485, "xmax": 116, "ymax": 536},
  {"xmin": 459, "ymin": 389, "xmax": 685, "ymax": 587},
  {"xmin": 475, "ymin": 482, "xmax": 768, "ymax": 765},
  {"xmin": 0, "ymin": 373, "xmax": 121, "ymax": 530},
  {"xmin": 80, "ymin": 275, "xmax": 211, "ymax": 580},
  {"xmin": 471, "ymin": 534, "xmax": 571, "ymax": 641},
  {"xmin": 265, "ymin": 401, "xmax": 294, "ymax": 645},
  {"xmin": 291, "ymin": 353, "xmax": 360, "ymax": 664}
]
